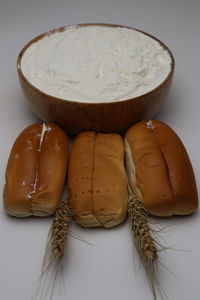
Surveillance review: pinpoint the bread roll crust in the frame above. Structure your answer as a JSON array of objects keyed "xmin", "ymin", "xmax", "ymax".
[
  {"xmin": 125, "ymin": 120, "xmax": 198, "ymax": 216},
  {"xmin": 67, "ymin": 131, "xmax": 95, "ymax": 224},
  {"xmin": 68, "ymin": 132, "xmax": 128, "ymax": 228},
  {"xmin": 3, "ymin": 123, "xmax": 68, "ymax": 217}
]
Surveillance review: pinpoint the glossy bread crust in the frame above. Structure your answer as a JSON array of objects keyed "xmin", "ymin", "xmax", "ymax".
[
  {"xmin": 125, "ymin": 120, "xmax": 198, "ymax": 216},
  {"xmin": 3, "ymin": 123, "xmax": 68, "ymax": 217}
]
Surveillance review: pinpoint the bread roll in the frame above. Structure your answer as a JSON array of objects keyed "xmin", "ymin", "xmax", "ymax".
[
  {"xmin": 68, "ymin": 132, "xmax": 128, "ymax": 228},
  {"xmin": 125, "ymin": 120, "xmax": 198, "ymax": 216},
  {"xmin": 3, "ymin": 123, "xmax": 68, "ymax": 217}
]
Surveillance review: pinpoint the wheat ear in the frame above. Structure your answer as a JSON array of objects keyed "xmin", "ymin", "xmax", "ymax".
[
  {"xmin": 128, "ymin": 191, "xmax": 160, "ymax": 300},
  {"xmin": 32, "ymin": 198, "xmax": 73, "ymax": 300},
  {"xmin": 45, "ymin": 198, "xmax": 73, "ymax": 263}
]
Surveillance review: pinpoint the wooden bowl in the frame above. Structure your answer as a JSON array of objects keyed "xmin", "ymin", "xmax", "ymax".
[{"xmin": 17, "ymin": 23, "xmax": 175, "ymax": 134}]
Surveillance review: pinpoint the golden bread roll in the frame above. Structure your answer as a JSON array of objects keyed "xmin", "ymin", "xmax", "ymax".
[
  {"xmin": 3, "ymin": 123, "xmax": 68, "ymax": 217},
  {"xmin": 68, "ymin": 132, "xmax": 128, "ymax": 228},
  {"xmin": 125, "ymin": 120, "xmax": 198, "ymax": 216}
]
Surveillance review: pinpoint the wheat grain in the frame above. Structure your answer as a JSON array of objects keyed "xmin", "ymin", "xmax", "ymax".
[
  {"xmin": 32, "ymin": 198, "xmax": 73, "ymax": 300},
  {"xmin": 48, "ymin": 198, "xmax": 73, "ymax": 261},
  {"xmin": 128, "ymin": 191, "xmax": 160, "ymax": 300}
]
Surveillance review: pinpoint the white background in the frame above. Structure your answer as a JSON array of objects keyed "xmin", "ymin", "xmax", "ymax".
[{"xmin": 0, "ymin": 0, "xmax": 200, "ymax": 299}]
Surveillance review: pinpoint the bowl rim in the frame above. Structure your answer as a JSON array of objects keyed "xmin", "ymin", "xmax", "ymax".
[{"xmin": 17, "ymin": 23, "xmax": 175, "ymax": 106}]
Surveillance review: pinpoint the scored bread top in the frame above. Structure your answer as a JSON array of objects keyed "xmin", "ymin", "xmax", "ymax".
[
  {"xmin": 3, "ymin": 123, "xmax": 68, "ymax": 217},
  {"xmin": 125, "ymin": 120, "xmax": 198, "ymax": 216},
  {"xmin": 68, "ymin": 132, "xmax": 128, "ymax": 228},
  {"xmin": 150, "ymin": 120, "xmax": 198, "ymax": 215},
  {"xmin": 4, "ymin": 124, "xmax": 41, "ymax": 216}
]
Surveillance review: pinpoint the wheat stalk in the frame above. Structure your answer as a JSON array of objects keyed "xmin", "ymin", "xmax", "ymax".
[
  {"xmin": 46, "ymin": 198, "xmax": 73, "ymax": 262},
  {"xmin": 32, "ymin": 198, "xmax": 73, "ymax": 300},
  {"xmin": 128, "ymin": 191, "xmax": 160, "ymax": 300}
]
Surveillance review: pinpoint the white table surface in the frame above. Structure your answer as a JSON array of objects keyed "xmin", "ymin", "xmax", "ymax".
[{"xmin": 0, "ymin": 0, "xmax": 200, "ymax": 299}]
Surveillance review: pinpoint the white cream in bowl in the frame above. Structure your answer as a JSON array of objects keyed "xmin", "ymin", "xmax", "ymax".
[{"xmin": 20, "ymin": 25, "xmax": 172, "ymax": 103}]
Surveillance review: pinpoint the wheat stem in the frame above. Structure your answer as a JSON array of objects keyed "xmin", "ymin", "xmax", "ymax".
[
  {"xmin": 128, "ymin": 191, "xmax": 159, "ymax": 300},
  {"xmin": 32, "ymin": 198, "xmax": 73, "ymax": 300}
]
